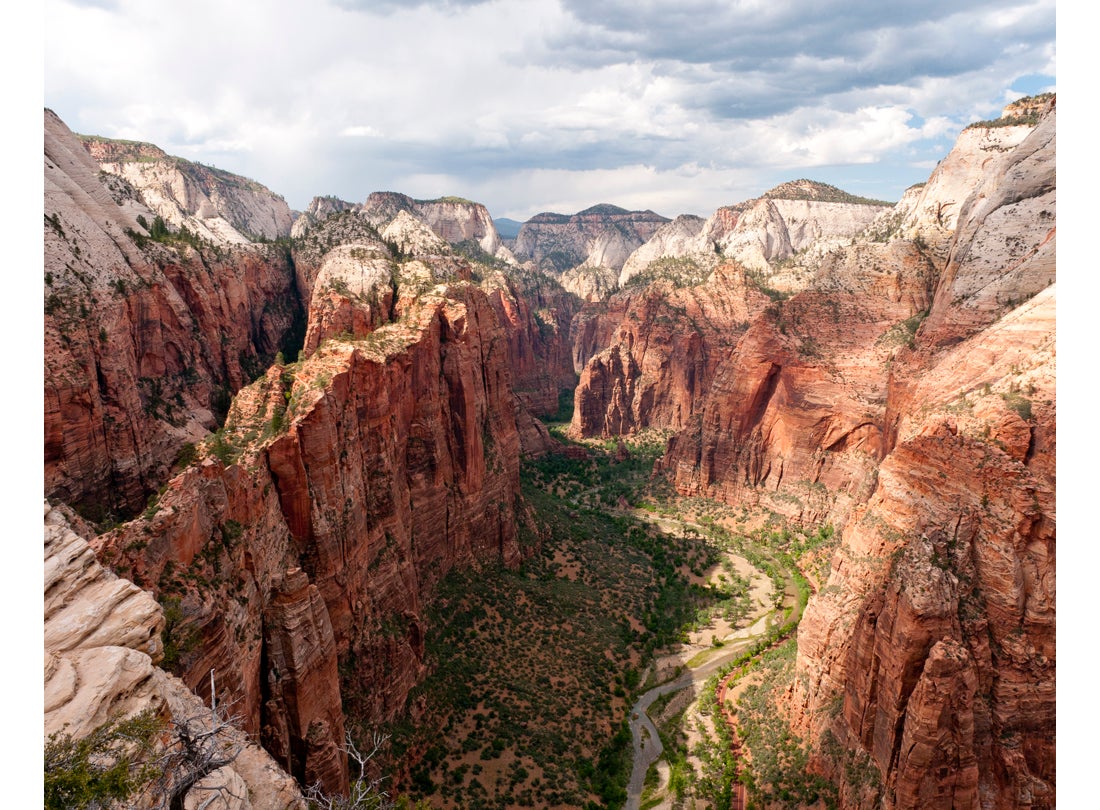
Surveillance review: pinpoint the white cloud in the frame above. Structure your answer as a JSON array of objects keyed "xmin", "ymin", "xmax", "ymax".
[
  {"xmin": 340, "ymin": 125, "xmax": 383, "ymax": 138},
  {"xmin": 44, "ymin": 0, "xmax": 1055, "ymax": 216}
]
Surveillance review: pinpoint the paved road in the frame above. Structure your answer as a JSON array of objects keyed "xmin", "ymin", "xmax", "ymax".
[
  {"xmin": 624, "ymin": 614, "xmax": 771, "ymax": 810},
  {"xmin": 619, "ymin": 507, "xmax": 796, "ymax": 810}
]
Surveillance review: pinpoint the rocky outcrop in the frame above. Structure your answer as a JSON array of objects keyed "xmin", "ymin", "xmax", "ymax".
[
  {"xmin": 292, "ymin": 191, "xmax": 505, "ymax": 258},
  {"xmin": 617, "ymin": 182, "xmax": 888, "ymax": 288},
  {"xmin": 782, "ymin": 104, "xmax": 1056, "ymax": 809},
  {"xmin": 97, "ymin": 259, "xmax": 525, "ymax": 794},
  {"xmin": 912, "ymin": 107, "xmax": 1055, "ymax": 352},
  {"xmin": 658, "ymin": 240, "xmax": 936, "ymax": 524},
  {"xmin": 44, "ymin": 109, "xmax": 306, "ymax": 518},
  {"xmin": 512, "ymin": 204, "xmax": 669, "ymax": 287},
  {"xmin": 290, "ymin": 195, "xmax": 358, "ymax": 239},
  {"xmin": 569, "ymin": 263, "xmax": 772, "ymax": 438},
  {"xmin": 478, "ymin": 266, "xmax": 579, "ymax": 417},
  {"xmin": 44, "ymin": 503, "xmax": 305, "ymax": 809},
  {"xmin": 865, "ymin": 100, "xmax": 1049, "ymax": 261},
  {"xmin": 83, "ymin": 134, "xmax": 295, "ymax": 244},
  {"xmin": 618, "ymin": 215, "xmax": 707, "ymax": 287},
  {"xmin": 261, "ymin": 569, "xmax": 347, "ymax": 792},
  {"xmin": 45, "ymin": 502, "xmax": 166, "ymax": 734}
]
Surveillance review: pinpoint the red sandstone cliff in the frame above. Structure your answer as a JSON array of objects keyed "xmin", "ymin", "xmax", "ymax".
[
  {"xmin": 45, "ymin": 502, "xmax": 306, "ymax": 808},
  {"xmin": 290, "ymin": 202, "xmax": 578, "ymax": 420},
  {"xmin": 44, "ymin": 109, "xmax": 306, "ymax": 518},
  {"xmin": 96, "ymin": 258, "xmax": 525, "ymax": 794},
  {"xmin": 480, "ymin": 265, "xmax": 579, "ymax": 417},
  {"xmin": 569, "ymin": 263, "xmax": 772, "ymax": 438},
  {"xmin": 636, "ymin": 99, "xmax": 1055, "ymax": 808},
  {"xmin": 660, "ymin": 240, "xmax": 936, "ymax": 525},
  {"xmin": 774, "ymin": 103, "xmax": 1055, "ymax": 808}
]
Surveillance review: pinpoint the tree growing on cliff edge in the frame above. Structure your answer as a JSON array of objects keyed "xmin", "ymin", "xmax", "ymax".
[
  {"xmin": 45, "ymin": 671, "xmax": 246, "ymax": 810},
  {"xmin": 45, "ymin": 710, "xmax": 162, "ymax": 809}
]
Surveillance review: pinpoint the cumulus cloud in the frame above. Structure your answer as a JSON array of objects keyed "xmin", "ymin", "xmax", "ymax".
[{"xmin": 44, "ymin": 0, "xmax": 1055, "ymax": 217}]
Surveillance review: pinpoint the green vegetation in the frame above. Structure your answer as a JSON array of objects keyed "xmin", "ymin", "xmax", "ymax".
[
  {"xmin": 735, "ymin": 641, "xmax": 839, "ymax": 809},
  {"xmin": 158, "ymin": 594, "xmax": 202, "ymax": 672},
  {"xmin": 127, "ymin": 214, "xmax": 207, "ymax": 251},
  {"xmin": 453, "ymin": 238, "xmax": 512, "ymax": 272},
  {"xmin": 385, "ymin": 436, "xmax": 725, "ymax": 808},
  {"xmin": 45, "ymin": 710, "xmax": 162, "ymax": 810},
  {"xmin": 764, "ymin": 179, "xmax": 893, "ymax": 207},
  {"xmin": 876, "ymin": 309, "xmax": 928, "ymax": 349},
  {"xmin": 623, "ymin": 256, "xmax": 712, "ymax": 290},
  {"xmin": 965, "ymin": 93, "xmax": 1054, "ymax": 129},
  {"xmin": 632, "ymin": 499, "xmax": 836, "ymax": 807},
  {"xmin": 746, "ymin": 269, "xmax": 791, "ymax": 302},
  {"xmin": 1001, "ymin": 391, "xmax": 1033, "ymax": 421}
]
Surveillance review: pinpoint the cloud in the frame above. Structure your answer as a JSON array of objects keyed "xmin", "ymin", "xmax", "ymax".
[{"xmin": 44, "ymin": 0, "xmax": 1055, "ymax": 216}]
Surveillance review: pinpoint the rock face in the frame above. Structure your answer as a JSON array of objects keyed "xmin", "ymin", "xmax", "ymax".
[
  {"xmin": 880, "ymin": 99, "xmax": 1051, "ymax": 259},
  {"xmin": 569, "ymin": 193, "xmax": 891, "ymax": 439},
  {"xmin": 44, "ymin": 503, "xmax": 305, "ymax": 810},
  {"xmin": 479, "ymin": 266, "xmax": 579, "ymax": 417},
  {"xmin": 660, "ymin": 240, "xmax": 936, "ymax": 525},
  {"xmin": 291, "ymin": 202, "xmax": 579, "ymax": 418},
  {"xmin": 619, "ymin": 182, "xmax": 888, "ymax": 285},
  {"xmin": 512, "ymin": 204, "xmax": 670, "ymax": 297},
  {"xmin": 44, "ymin": 109, "xmax": 306, "ymax": 517},
  {"xmin": 292, "ymin": 191, "xmax": 505, "ymax": 258},
  {"xmin": 618, "ymin": 215, "xmax": 707, "ymax": 287},
  {"xmin": 47, "ymin": 115, "xmax": 552, "ymax": 797},
  {"xmin": 84, "ymin": 134, "xmax": 295, "ymax": 243},
  {"xmin": 97, "ymin": 254, "xmax": 526, "ymax": 795},
  {"xmin": 569, "ymin": 263, "xmax": 772, "ymax": 438},
  {"xmin": 689, "ymin": 101, "xmax": 1054, "ymax": 809}
]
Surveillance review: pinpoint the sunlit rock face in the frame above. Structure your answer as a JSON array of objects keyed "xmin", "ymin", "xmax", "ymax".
[
  {"xmin": 45, "ymin": 109, "xmax": 305, "ymax": 517},
  {"xmin": 98, "ymin": 260, "xmax": 525, "ymax": 795},
  {"xmin": 785, "ymin": 103, "xmax": 1055, "ymax": 810},
  {"xmin": 512, "ymin": 204, "xmax": 670, "ymax": 300}
]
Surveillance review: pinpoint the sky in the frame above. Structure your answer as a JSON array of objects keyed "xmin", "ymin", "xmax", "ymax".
[
  {"xmin": 22, "ymin": 1, "xmax": 1098, "ymax": 792},
  {"xmin": 42, "ymin": 0, "xmax": 1054, "ymax": 220}
]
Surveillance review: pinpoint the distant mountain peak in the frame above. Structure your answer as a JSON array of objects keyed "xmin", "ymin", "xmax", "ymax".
[
  {"xmin": 763, "ymin": 179, "xmax": 893, "ymax": 206},
  {"xmin": 577, "ymin": 203, "xmax": 630, "ymax": 216}
]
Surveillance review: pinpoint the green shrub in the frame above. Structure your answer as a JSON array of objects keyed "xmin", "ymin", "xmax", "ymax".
[{"xmin": 44, "ymin": 710, "xmax": 161, "ymax": 810}]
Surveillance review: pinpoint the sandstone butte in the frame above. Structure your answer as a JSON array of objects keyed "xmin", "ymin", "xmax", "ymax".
[{"xmin": 43, "ymin": 94, "xmax": 1055, "ymax": 809}]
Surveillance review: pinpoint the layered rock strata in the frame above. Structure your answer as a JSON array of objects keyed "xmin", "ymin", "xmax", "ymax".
[
  {"xmin": 512, "ymin": 204, "xmax": 669, "ymax": 297},
  {"xmin": 660, "ymin": 240, "xmax": 936, "ymax": 525},
  {"xmin": 619, "ymin": 181, "xmax": 888, "ymax": 286},
  {"xmin": 292, "ymin": 204, "xmax": 578, "ymax": 418},
  {"xmin": 44, "ymin": 109, "xmax": 305, "ymax": 517},
  {"xmin": 82, "ymin": 133, "xmax": 295, "ymax": 244},
  {"xmin": 97, "ymin": 257, "xmax": 525, "ymax": 794},
  {"xmin": 45, "ymin": 502, "xmax": 305, "ymax": 809},
  {"xmin": 763, "ymin": 102, "xmax": 1054, "ymax": 808},
  {"xmin": 479, "ymin": 266, "xmax": 579, "ymax": 417},
  {"xmin": 292, "ymin": 191, "xmax": 506, "ymax": 259},
  {"xmin": 569, "ymin": 263, "xmax": 773, "ymax": 438}
]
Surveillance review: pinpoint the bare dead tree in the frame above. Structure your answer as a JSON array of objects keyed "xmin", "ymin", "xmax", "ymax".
[
  {"xmin": 139, "ymin": 670, "xmax": 246, "ymax": 810},
  {"xmin": 303, "ymin": 731, "xmax": 394, "ymax": 810}
]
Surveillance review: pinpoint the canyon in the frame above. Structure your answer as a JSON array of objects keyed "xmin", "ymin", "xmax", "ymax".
[{"xmin": 43, "ymin": 94, "xmax": 1055, "ymax": 809}]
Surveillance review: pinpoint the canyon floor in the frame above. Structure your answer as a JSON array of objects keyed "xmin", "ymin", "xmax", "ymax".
[{"xmin": 382, "ymin": 406, "xmax": 835, "ymax": 809}]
